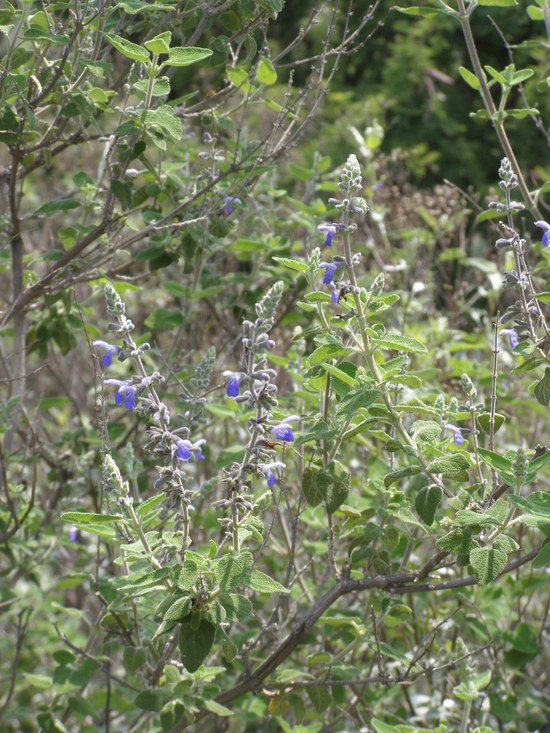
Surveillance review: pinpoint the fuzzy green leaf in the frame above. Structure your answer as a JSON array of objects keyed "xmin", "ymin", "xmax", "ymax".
[
  {"xmin": 103, "ymin": 33, "xmax": 150, "ymax": 62},
  {"xmin": 165, "ymin": 46, "xmax": 213, "ymax": 67},
  {"xmin": 248, "ymin": 570, "xmax": 290, "ymax": 594},
  {"xmin": 470, "ymin": 547, "xmax": 507, "ymax": 585},
  {"xmin": 178, "ymin": 618, "xmax": 216, "ymax": 672},
  {"xmin": 415, "ymin": 484, "xmax": 443, "ymax": 525},
  {"xmin": 256, "ymin": 57, "xmax": 277, "ymax": 85},
  {"xmin": 372, "ymin": 333, "xmax": 428, "ymax": 353},
  {"xmin": 215, "ymin": 551, "xmax": 253, "ymax": 593}
]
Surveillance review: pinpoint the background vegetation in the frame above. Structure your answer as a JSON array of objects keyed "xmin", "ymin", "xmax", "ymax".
[{"xmin": 1, "ymin": 0, "xmax": 550, "ymax": 731}]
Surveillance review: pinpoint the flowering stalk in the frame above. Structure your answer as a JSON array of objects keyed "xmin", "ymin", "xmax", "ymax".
[
  {"xmin": 216, "ymin": 281, "xmax": 294, "ymax": 554},
  {"xmin": 96, "ymin": 284, "xmax": 209, "ymax": 563},
  {"xmin": 326, "ymin": 155, "xmax": 450, "ymax": 497}
]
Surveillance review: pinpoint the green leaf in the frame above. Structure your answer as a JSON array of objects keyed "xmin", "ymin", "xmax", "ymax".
[
  {"xmin": 372, "ymin": 333, "xmax": 428, "ymax": 353},
  {"xmin": 437, "ymin": 527, "xmax": 475, "ymax": 553},
  {"xmin": 111, "ymin": 180, "xmax": 132, "ymax": 210},
  {"xmin": 215, "ymin": 551, "xmax": 253, "ymax": 593},
  {"xmin": 384, "ymin": 465, "xmax": 421, "ymax": 488},
  {"xmin": 165, "ymin": 46, "xmax": 213, "ymax": 67},
  {"xmin": 35, "ymin": 199, "xmax": 80, "ymax": 216},
  {"xmin": 140, "ymin": 105, "xmax": 182, "ymax": 140},
  {"xmin": 532, "ymin": 542, "xmax": 550, "ymax": 568},
  {"xmin": 308, "ymin": 343, "xmax": 356, "ymax": 366},
  {"xmin": 248, "ymin": 569, "xmax": 290, "ymax": 594},
  {"xmin": 455, "ymin": 509, "xmax": 500, "ymax": 527},
  {"xmin": 23, "ymin": 28, "xmax": 69, "ymax": 44},
  {"xmin": 470, "ymin": 547, "xmax": 507, "ymax": 585},
  {"xmin": 23, "ymin": 673, "xmax": 53, "ymax": 689},
  {"xmin": 227, "ymin": 66, "xmax": 251, "ymax": 90},
  {"xmin": 294, "ymin": 421, "xmax": 337, "ymax": 447},
  {"xmin": 256, "ymin": 57, "xmax": 277, "ymax": 85},
  {"xmin": 459, "ymin": 66, "xmax": 481, "ymax": 90},
  {"xmin": 272, "ymin": 256, "xmax": 309, "ymax": 273},
  {"xmin": 80, "ymin": 59, "xmax": 113, "ymax": 79},
  {"xmin": 324, "ymin": 460, "xmax": 350, "ymax": 514},
  {"xmin": 509, "ymin": 492, "xmax": 550, "ymax": 516},
  {"xmin": 476, "ymin": 412, "xmax": 506, "ymax": 435},
  {"xmin": 61, "ymin": 511, "xmax": 124, "ymax": 524},
  {"xmin": 372, "ymin": 719, "xmax": 400, "ymax": 733},
  {"xmin": 426, "ymin": 452, "xmax": 470, "ymax": 479},
  {"xmin": 528, "ymin": 5, "xmax": 544, "ymax": 19},
  {"xmin": 134, "ymin": 76, "xmax": 171, "ymax": 97},
  {"xmin": 163, "ymin": 596, "xmax": 192, "ymax": 622},
  {"xmin": 395, "ymin": 6, "xmax": 452, "ymax": 15},
  {"xmin": 220, "ymin": 593, "xmax": 254, "ymax": 622},
  {"xmin": 136, "ymin": 494, "xmax": 165, "ymax": 517},
  {"xmin": 135, "ymin": 690, "xmax": 163, "ymax": 712},
  {"xmin": 511, "ymin": 68, "xmax": 534, "ymax": 85},
  {"xmin": 179, "ymin": 618, "xmax": 216, "ymax": 672},
  {"xmin": 204, "ymin": 699, "xmax": 233, "ymax": 717},
  {"xmin": 415, "ymin": 484, "xmax": 443, "ymax": 526},
  {"xmin": 476, "ymin": 448, "xmax": 513, "ymax": 474},
  {"xmin": 528, "ymin": 450, "xmax": 550, "ymax": 474},
  {"xmin": 103, "ymin": 33, "xmax": 150, "ymax": 62},
  {"xmin": 485, "ymin": 65, "xmax": 508, "ymax": 85},
  {"xmin": 336, "ymin": 387, "xmax": 380, "ymax": 418},
  {"xmin": 411, "ymin": 420, "xmax": 441, "ymax": 444},
  {"xmin": 321, "ymin": 363, "xmax": 358, "ymax": 386},
  {"xmin": 302, "ymin": 467, "xmax": 332, "ymax": 507},
  {"xmin": 477, "ymin": 0, "xmax": 517, "ymax": 5},
  {"xmin": 145, "ymin": 31, "xmax": 171, "ymax": 54},
  {"xmin": 512, "ymin": 357, "xmax": 544, "ymax": 375},
  {"xmin": 123, "ymin": 647, "xmax": 147, "ymax": 673},
  {"xmin": 173, "ymin": 560, "xmax": 200, "ymax": 593},
  {"xmin": 534, "ymin": 368, "xmax": 550, "ymax": 405},
  {"xmin": 306, "ymin": 685, "xmax": 332, "ymax": 714}
]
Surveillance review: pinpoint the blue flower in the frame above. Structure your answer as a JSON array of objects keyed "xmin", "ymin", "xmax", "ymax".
[
  {"xmin": 500, "ymin": 328, "xmax": 519, "ymax": 350},
  {"xmin": 68, "ymin": 526, "xmax": 78, "ymax": 543},
  {"xmin": 535, "ymin": 220, "xmax": 550, "ymax": 247},
  {"xmin": 444, "ymin": 424, "xmax": 465, "ymax": 447},
  {"xmin": 104, "ymin": 379, "xmax": 137, "ymax": 410},
  {"xmin": 93, "ymin": 340, "xmax": 120, "ymax": 367},
  {"xmin": 176, "ymin": 438, "xmax": 206, "ymax": 462},
  {"xmin": 223, "ymin": 370, "xmax": 241, "ymax": 398},
  {"xmin": 176, "ymin": 440, "xmax": 192, "ymax": 461},
  {"xmin": 260, "ymin": 461, "xmax": 286, "ymax": 488},
  {"xmin": 318, "ymin": 223, "xmax": 337, "ymax": 247},
  {"xmin": 329, "ymin": 283, "xmax": 340, "ymax": 303},
  {"xmin": 270, "ymin": 415, "xmax": 300, "ymax": 442},
  {"xmin": 224, "ymin": 195, "xmax": 242, "ymax": 215},
  {"xmin": 320, "ymin": 262, "xmax": 338, "ymax": 285}
]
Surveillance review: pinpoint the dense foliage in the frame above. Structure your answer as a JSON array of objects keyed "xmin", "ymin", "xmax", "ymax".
[{"xmin": 1, "ymin": 1, "xmax": 550, "ymax": 732}]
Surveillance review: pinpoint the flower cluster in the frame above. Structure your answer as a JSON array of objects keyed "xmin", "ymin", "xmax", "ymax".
[
  {"xmin": 216, "ymin": 282, "xmax": 297, "ymax": 544},
  {"xmin": 96, "ymin": 284, "xmax": 209, "ymax": 540},
  {"xmin": 316, "ymin": 155, "xmax": 368, "ymax": 302},
  {"xmin": 489, "ymin": 158, "xmax": 550, "ymax": 355}
]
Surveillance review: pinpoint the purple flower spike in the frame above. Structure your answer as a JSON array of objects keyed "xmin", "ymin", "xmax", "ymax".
[
  {"xmin": 445, "ymin": 424, "xmax": 465, "ymax": 447},
  {"xmin": 93, "ymin": 340, "xmax": 120, "ymax": 368},
  {"xmin": 223, "ymin": 370, "xmax": 241, "ymax": 398},
  {"xmin": 105, "ymin": 379, "xmax": 137, "ymax": 410},
  {"xmin": 270, "ymin": 416, "xmax": 300, "ymax": 442},
  {"xmin": 224, "ymin": 195, "xmax": 242, "ymax": 216},
  {"xmin": 318, "ymin": 223, "xmax": 337, "ymax": 247},
  {"xmin": 500, "ymin": 328, "xmax": 519, "ymax": 350},
  {"xmin": 535, "ymin": 220, "xmax": 550, "ymax": 247}
]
